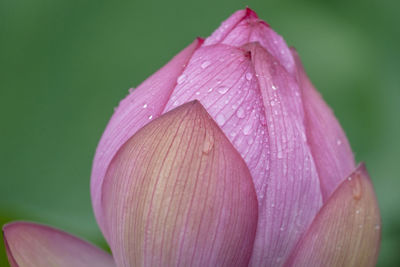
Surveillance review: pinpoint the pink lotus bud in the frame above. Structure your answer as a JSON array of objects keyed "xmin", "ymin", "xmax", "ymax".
[{"xmin": 3, "ymin": 8, "xmax": 381, "ymax": 267}]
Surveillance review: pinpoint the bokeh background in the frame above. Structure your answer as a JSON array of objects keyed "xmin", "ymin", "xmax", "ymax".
[{"xmin": 1, "ymin": 0, "xmax": 399, "ymax": 266}]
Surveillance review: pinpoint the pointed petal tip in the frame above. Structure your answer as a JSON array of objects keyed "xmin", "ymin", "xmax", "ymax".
[
  {"xmin": 245, "ymin": 7, "xmax": 258, "ymax": 19},
  {"xmin": 196, "ymin": 37, "xmax": 205, "ymax": 45}
]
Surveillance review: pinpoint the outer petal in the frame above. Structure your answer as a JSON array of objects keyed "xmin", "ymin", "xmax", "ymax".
[
  {"xmin": 284, "ymin": 164, "xmax": 381, "ymax": 267},
  {"xmin": 102, "ymin": 101, "xmax": 258, "ymax": 267},
  {"xmin": 204, "ymin": 8, "xmax": 295, "ymax": 75},
  {"xmin": 91, "ymin": 38, "xmax": 202, "ymax": 240},
  {"xmin": 2, "ymin": 222, "xmax": 115, "ymax": 267},
  {"xmin": 164, "ymin": 42, "xmax": 323, "ymax": 266},
  {"xmin": 291, "ymin": 48, "xmax": 356, "ymax": 201}
]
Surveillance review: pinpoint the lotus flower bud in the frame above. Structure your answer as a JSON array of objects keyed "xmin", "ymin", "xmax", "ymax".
[{"xmin": 3, "ymin": 8, "xmax": 380, "ymax": 267}]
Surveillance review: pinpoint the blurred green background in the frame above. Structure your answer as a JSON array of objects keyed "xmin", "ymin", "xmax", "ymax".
[{"xmin": 0, "ymin": 0, "xmax": 399, "ymax": 266}]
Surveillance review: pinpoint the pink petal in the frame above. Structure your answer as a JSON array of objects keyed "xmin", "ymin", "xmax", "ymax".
[
  {"xmin": 204, "ymin": 8, "xmax": 295, "ymax": 75},
  {"xmin": 102, "ymin": 101, "xmax": 258, "ymax": 267},
  {"xmin": 291, "ymin": 48, "xmax": 356, "ymax": 201},
  {"xmin": 164, "ymin": 42, "xmax": 323, "ymax": 265},
  {"xmin": 3, "ymin": 222, "xmax": 115, "ymax": 267},
  {"xmin": 91, "ymin": 38, "xmax": 202, "ymax": 240},
  {"xmin": 284, "ymin": 164, "xmax": 381, "ymax": 267}
]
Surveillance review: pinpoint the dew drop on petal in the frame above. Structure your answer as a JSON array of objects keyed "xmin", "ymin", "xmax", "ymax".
[
  {"xmin": 245, "ymin": 72, "xmax": 253, "ymax": 81},
  {"xmin": 236, "ymin": 107, "xmax": 246, "ymax": 118},
  {"xmin": 216, "ymin": 114, "xmax": 226, "ymax": 126},
  {"xmin": 148, "ymin": 115, "xmax": 153, "ymax": 120},
  {"xmin": 177, "ymin": 74, "xmax": 186, "ymax": 84},
  {"xmin": 142, "ymin": 103, "xmax": 148, "ymax": 109},
  {"xmin": 217, "ymin": 86, "xmax": 229, "ymax": 94},
  {"xmin": 201, "ymin": 61, "xmax": 211, "ymax": 69},
  {"xmin": 272, "ymin": 84, "xmax": 277, "ymax": 90},
  {"xmin": 202, "ymin": 131, "xmax": 214, "ymax": 154},
  {"xmin": 243, "ymin": 124, "xmax": 252, "ymax": 135}
]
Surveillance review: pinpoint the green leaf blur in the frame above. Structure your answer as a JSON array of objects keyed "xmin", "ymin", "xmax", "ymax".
[{"xmin": 0, "ymin": 0, "xmax": 399, "ymax": 266}]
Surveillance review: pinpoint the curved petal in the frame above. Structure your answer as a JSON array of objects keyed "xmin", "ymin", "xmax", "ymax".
[
  {"xmin": 2, "ymin": 222, "xmax": 115, "ymax": 267},
  {"xmin": 291, "ymin": 48, "xmax": 355, "ymax": 201},
  {"xmin": 163, "ymin": 42, "xmax": 323, "ymax": 266},
  {"xmin": 284, "ymin": 163, "xmax": 381, "ymax": 267},
  {"xmin": 91, "ymin": 38, "xmax": 202, "ymax": 240},
  {"xmin": 102, "ymin": 101, "xmax": 258, "ymax": 267},
  {"xmin": 204, "ymin": 8, "xmax": 295, "ymax": 75},
  {"xmin": 245, "ymin": 43, "xmax": 322, "ymax": 267}
]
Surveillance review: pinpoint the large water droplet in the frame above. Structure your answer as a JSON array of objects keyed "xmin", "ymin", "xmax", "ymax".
[
  {"xmin": 245, "ymin": 72, "xmax": 253, "ymax": 81},
  {"xmin": 236, "ymin": 107, "xmax": 246, "ymax": 118},
  {"xmin": 216, "ymin": 114, "xmax": 226, "ymax": 125},
  {"xmin": 201, "ymin": 61, "xmax": 211, "ymax": 69},
  {"xmin": 202, "ymin": 131, "xmax": 214, "ymax": 154},
  {"xmin": 177, "ymin": 74, "xmax": 186, "ymax": 84},
  {"xmin": 217, "ymin": 86, "xmax": 229, "ymax": 94}
]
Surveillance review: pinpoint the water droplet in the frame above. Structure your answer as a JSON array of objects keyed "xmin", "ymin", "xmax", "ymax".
[
  {"xmin": 195, "ymin": 91, "xmax": 201, "ymax": 95},
  {"xmin": 337, "ymin": 139, "xmax": 342, "ymax": 145},
  {"xmin": 356, "ymin": 209, "xmax": 361, "ymax": 214},
  {"xmin": 375, "ymin": 224, "xmax": 381, "ymax": 230},
  {"xmin": 177, "ymin": 74, "xmax": 186, "ymax": 84},
  {"xmin": 216, "ymin": 114, "xmax": 226, "ymax": 125},
  {"xmin": 202, "ymin": 131, "xmax": 214, "ymax": 154},
  {"xmin": 173, "ymin": 100, "xmax": 180, "ymax": 107},
  {"xmin": 270, "ymin": 100, "xmax": 275, "ymax": 106},
  {"xmin": 236, "ymin": 107, "xmax": 246, "ymax": 118},
  {"xmin": 217, "ymin": 86, "xmax": 229, "ymax": 94},
  {"xmin": 272, "ymin": 84, "xmax": 277, "ymax": 90},
  {"xmin": 208, "ymin": 87, "xmax": 213, "ymax": 92},
  {"xmin": 352, "ymin": 176, "xmax": 362, "ymax": 200},
  {"xmin": 277, "ymin": 150, "xmax": 283, "ymax": 159},
  {"xmin": 280, "ymin": 227, "xmax": 285, "ymax": 231},
  {"xmin": 142, "ymin": 103, "xmax": 148, "ymax": 109},
  {"xmin": 245, "ymin": 72, "xmax": 253, "ymax": 80},
  {"xmin": 148, "ymin": 115, "xmax": 153, "ymax": 120},
  {"xmin": 347, "ymin": 177, "xmax": 352, "ymax": 181},
  {"xmin": 201, "ymin": 61, "xmax": 211, "ymax": 69},
  {"xmin": 243, "ymin": 124, "xmax": 252, "ymax": 135}
]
